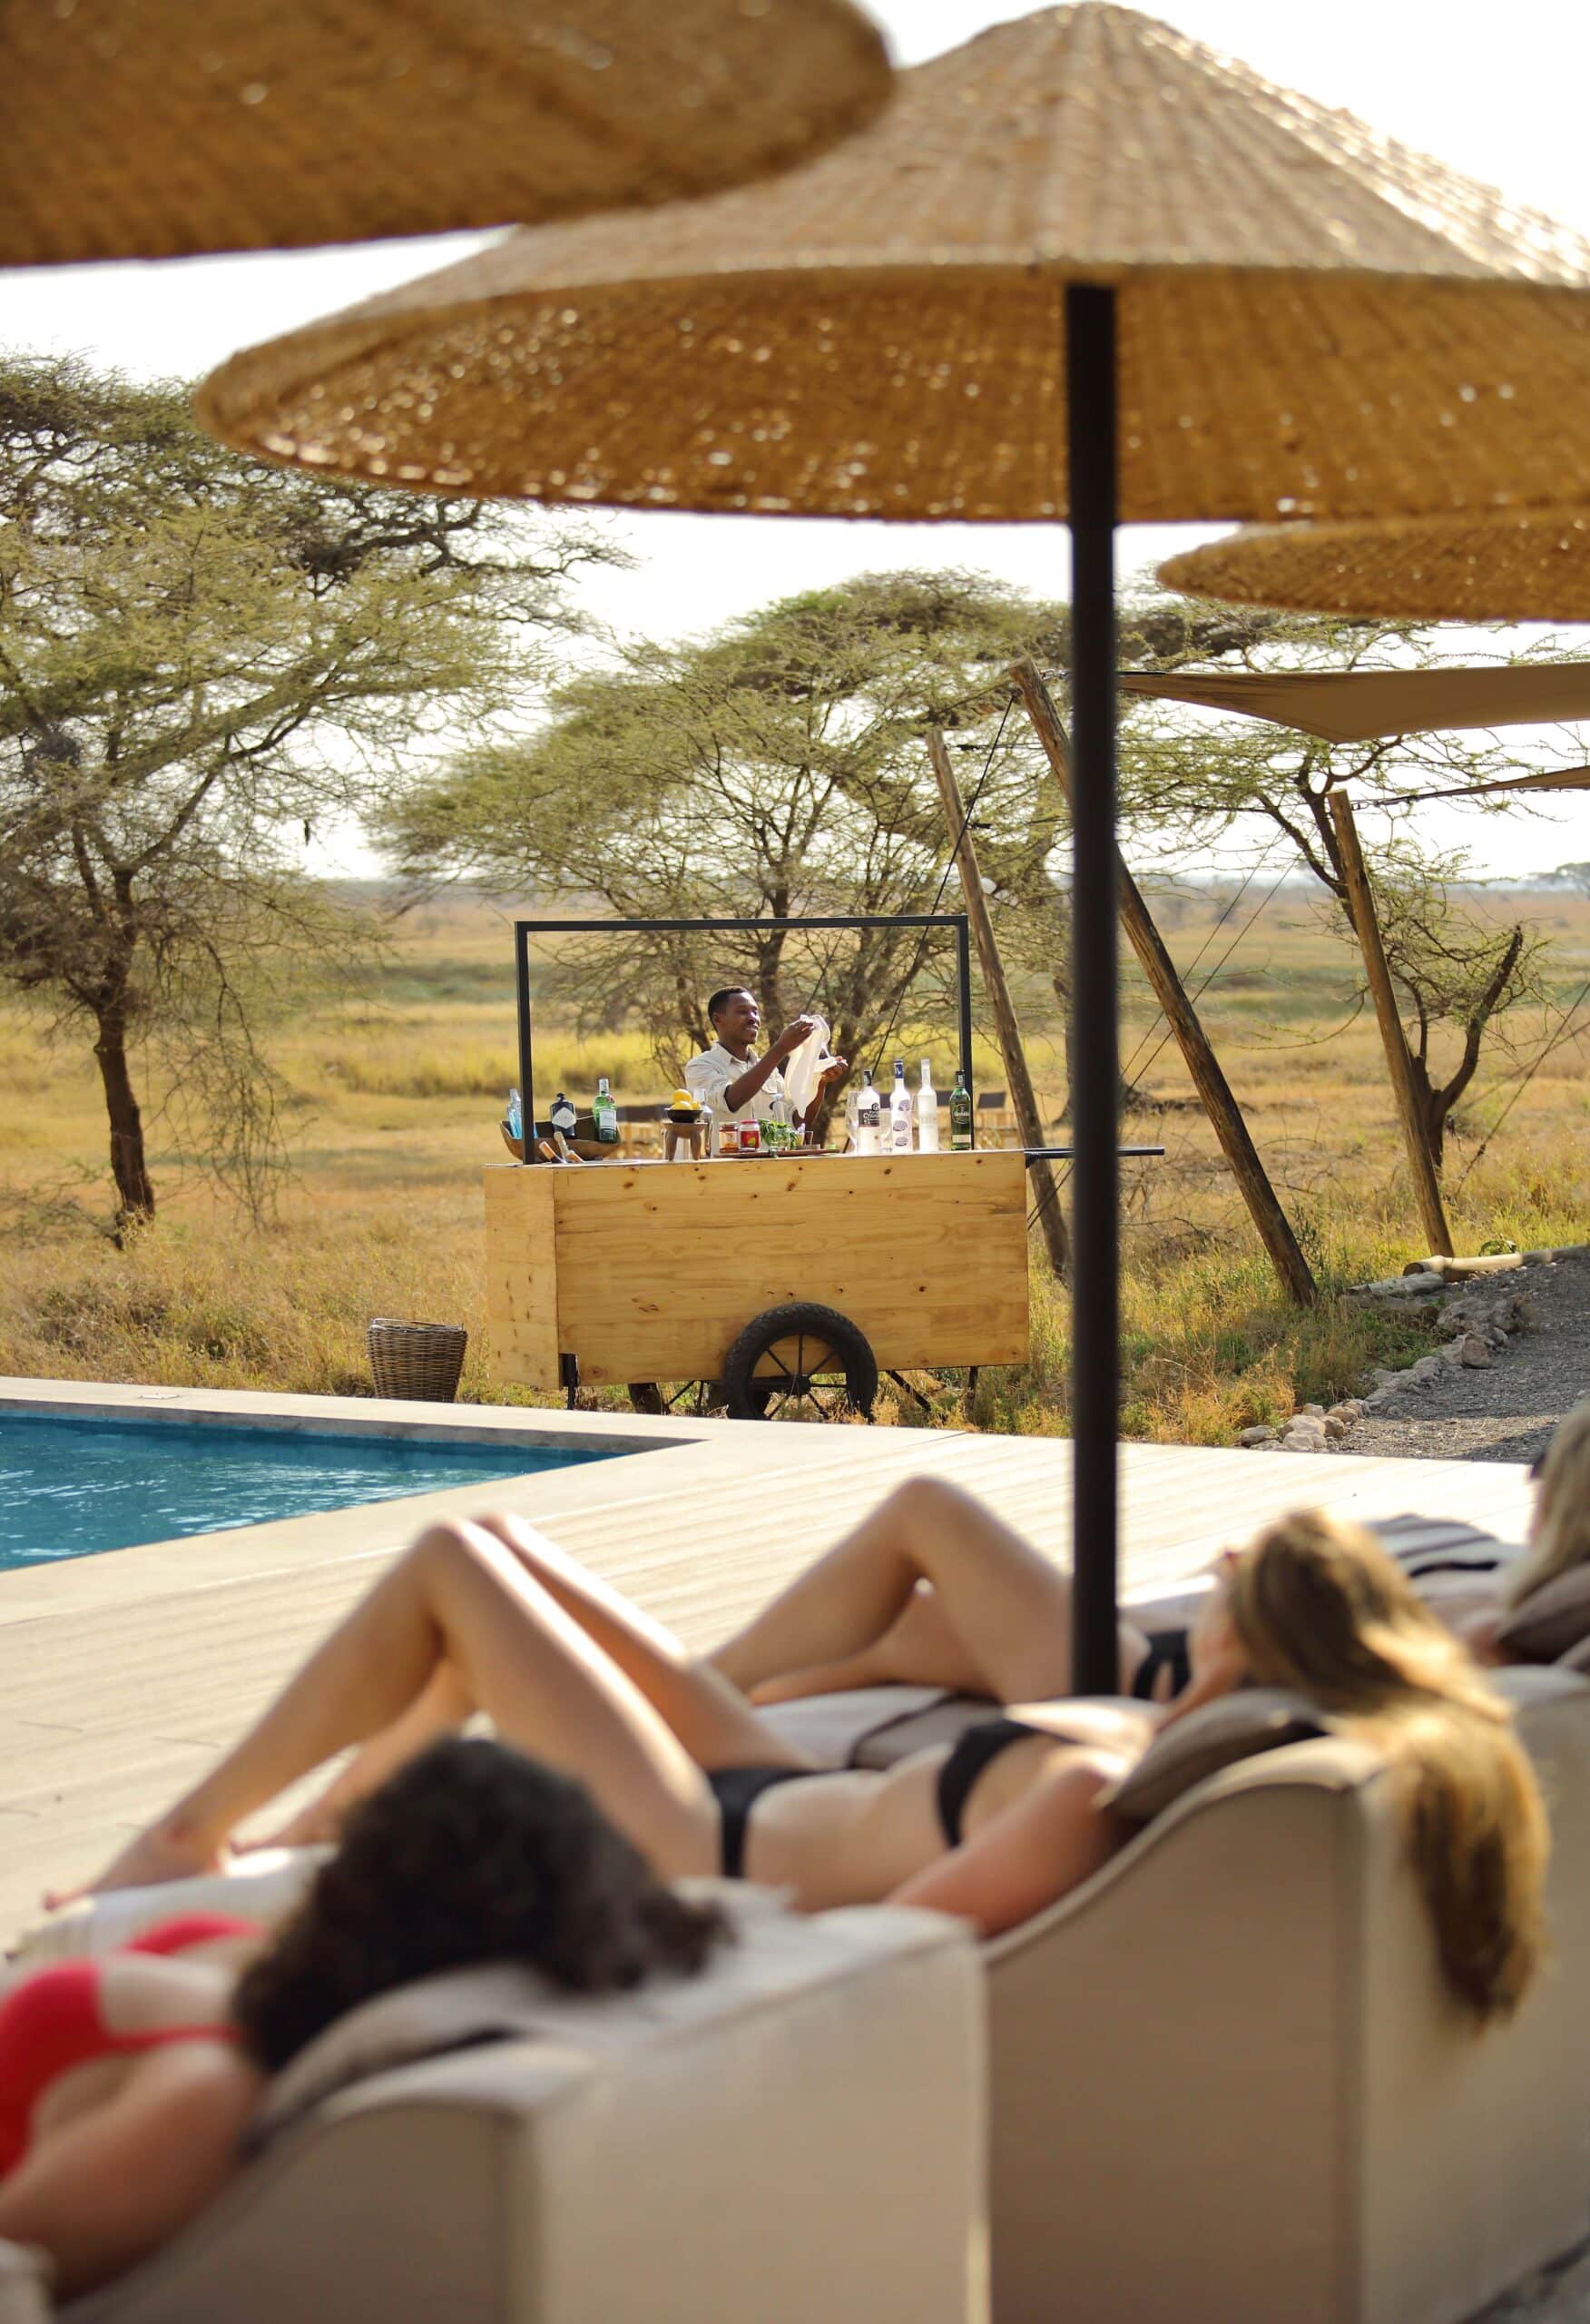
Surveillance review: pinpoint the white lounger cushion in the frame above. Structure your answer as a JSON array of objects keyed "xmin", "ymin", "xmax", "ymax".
[{"xmin": 50, "ymin": 1892, "xmax": 984, "ymax": 2324}]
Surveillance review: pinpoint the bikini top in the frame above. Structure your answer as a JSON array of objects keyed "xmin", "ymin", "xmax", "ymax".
[{"xmin": 0, "ymin": 1913, "xmax": 261, "ymax": 2178}]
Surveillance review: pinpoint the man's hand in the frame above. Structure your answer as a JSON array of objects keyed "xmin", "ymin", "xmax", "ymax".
[
  {"xmin": 770, "ymin": 1013, "xmax": 820, "ymax": 1062},
  {"xmin": 818, "ymin": 1054, "xmax": 849, "ymax": 1087}
]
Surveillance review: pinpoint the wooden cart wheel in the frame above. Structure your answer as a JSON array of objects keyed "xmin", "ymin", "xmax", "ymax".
[{"xmin": 721, "ymin": 1303, "xmax": 878, "ymax": 1423}]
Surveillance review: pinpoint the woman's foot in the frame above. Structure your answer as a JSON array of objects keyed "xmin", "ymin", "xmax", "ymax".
[{"xmin": 44, "ymin": 1820, "xmax": 227, "ymax": 1908}]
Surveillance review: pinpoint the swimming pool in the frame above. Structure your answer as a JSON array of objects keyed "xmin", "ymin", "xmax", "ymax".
[{"xmin": 0, "ymin": 1412, "xmax": 623, "ymax": 1569}]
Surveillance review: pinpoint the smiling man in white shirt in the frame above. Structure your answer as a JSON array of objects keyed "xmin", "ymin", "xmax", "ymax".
[{"xmin": 683, "ymin": 988, "xmax": 848, "ymax": 1137}]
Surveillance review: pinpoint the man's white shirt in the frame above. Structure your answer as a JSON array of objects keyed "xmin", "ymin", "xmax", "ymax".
[{"xmin": 684, "ymin": 1040, "xmax": 790, "ymax": 1124}]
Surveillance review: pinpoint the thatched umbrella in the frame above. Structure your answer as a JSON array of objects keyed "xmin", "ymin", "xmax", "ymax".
[
  {"xmin": 0, "ymin": 0, "xmax": 891, "ymax": 264},
  {"xmin": 198, "ymin": 4, "xmax": 1590, "ymax": 1691},
  {"xmin": 1160, "ymin": 512, "xmax": 1590, "ymax": 625}
]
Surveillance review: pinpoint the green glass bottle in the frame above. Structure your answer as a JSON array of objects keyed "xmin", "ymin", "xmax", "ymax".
[
  {"xmin": 592, "ymin": 1077, "xmax": 619, "ymax": 1145},
  {"xmin": 948, "ymin": 1068, "xmax": 973, "ymax": 1151}
]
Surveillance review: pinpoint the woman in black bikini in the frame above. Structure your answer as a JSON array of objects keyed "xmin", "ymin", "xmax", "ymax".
[{"xmin": 73, "ymin": 1485, "xmax": 1546, "ymax": 2011}]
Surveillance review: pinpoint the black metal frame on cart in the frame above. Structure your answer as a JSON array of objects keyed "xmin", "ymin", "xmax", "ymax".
[{"xmin": 512, "ymin": 912, "xmax": 976, "ymax": 1147}]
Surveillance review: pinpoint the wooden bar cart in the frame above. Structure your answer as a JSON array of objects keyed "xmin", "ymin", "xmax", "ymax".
[{"xmin": 485, "ymin": 1147, "xmax": 1030, "ymax": 1419}]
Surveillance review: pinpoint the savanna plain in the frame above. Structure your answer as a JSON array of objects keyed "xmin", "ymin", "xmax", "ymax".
[{"xmin": 4, "ymin": 880, "xmax": 1586, "ymax": 1444}]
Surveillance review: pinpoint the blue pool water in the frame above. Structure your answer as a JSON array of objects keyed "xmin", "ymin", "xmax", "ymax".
[{"xmin": 0, "ymin": 1414, "xmax": 623, "ymax": 1569}]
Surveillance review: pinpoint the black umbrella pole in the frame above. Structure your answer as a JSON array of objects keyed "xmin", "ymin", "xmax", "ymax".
[{"xmin": 1065, "ymin": 284, "xmax": 1121, "ymax": 1698}]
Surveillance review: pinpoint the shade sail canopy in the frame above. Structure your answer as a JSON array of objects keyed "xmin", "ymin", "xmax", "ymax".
[
  {"xmin": 0, "ymin": 0, "xmax": 893, "ymax": 265},
  {"xmin": 1119, "ymin": 664, "xmax": 1590, "ymax": 743},
  {"xmin": 197, "ymin": 3, "xmax": 1590, "ymax": 517},
  {"xmin": 1159, "ymin": 510, "xmax": 1590, "ymax": 624},
  {"xmin": 1399, "ymin": 766, "xmax": 1590, "ymax": 803}
]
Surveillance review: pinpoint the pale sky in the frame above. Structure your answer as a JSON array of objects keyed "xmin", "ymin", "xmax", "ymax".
[{"xmin": 7, "ymin": 0, "xmax": 1590, "ymax": 880}]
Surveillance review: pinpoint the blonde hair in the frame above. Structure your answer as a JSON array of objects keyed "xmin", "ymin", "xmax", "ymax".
[
  {"xmin": 1227, "ymin": 1511, "xmax": 1548, "ymax": 2027},
  {"xmin": 1503, "ymin": 1399, "xmax": 1590, "ymax": 1607}
]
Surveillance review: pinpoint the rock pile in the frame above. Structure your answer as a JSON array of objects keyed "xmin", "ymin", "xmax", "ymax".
[
  {"xmin": 1237, "ymin": 1250, "xmax": 1567, "ymax": 1453},
  {"xmin": 1241, "ymin": 1398, "xmax": 1368, "ymax": 1454}
]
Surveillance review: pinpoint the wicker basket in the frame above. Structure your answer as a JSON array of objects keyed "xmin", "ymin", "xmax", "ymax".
[{"xmin": 367, "ymin": 1319, "xmax": 468, "ymax": 1403}]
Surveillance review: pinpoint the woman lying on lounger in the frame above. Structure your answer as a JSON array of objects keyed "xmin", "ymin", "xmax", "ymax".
[
  {"xmin": 1473, "ymin": 1398, "xmax": 1590, "ymax": 1646},
  {"xmin": 0, "ymin": 1739, "xmax": 725, "ymax": 2298},
  {"xmin": 74, "ymin": 1485, "xmax": 1546, "ymax": 2029}
]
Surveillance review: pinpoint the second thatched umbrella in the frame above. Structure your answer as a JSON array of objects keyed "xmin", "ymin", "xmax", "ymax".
[
  {"xmin": 1160, "ymin": 512, "xmax": 1590, "ymax": 625},
  {"xmin": 201, "ymin": 2, "xmax": 1590, "ymax": 1690},
  {"xmin": 0, "ymin": 0, "xmax": 892, "ymax": 263}
]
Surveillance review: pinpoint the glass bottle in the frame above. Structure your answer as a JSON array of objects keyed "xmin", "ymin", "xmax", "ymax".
[
  {"xmin": 948, "ymin": 1068, "xmax": 973, "ymax": 1151},
  {"xmin": 916, "ymin": 1060, "xmax": 939, "ymax": 1153},
  {"xmin": 592, "ymin": 1076, "xmax": 619, "ymax": 1145},
  {"xmin": 549, "ymin": 1090, "xmax": 577, "ymax": 1137},
  {"xmin": 889, "ymin": 1059, "xmax": 913, "ymax": 1150},
  {"xmin": 856, "ymin": 1068, "xmax": 882, "ymax": 1157}
]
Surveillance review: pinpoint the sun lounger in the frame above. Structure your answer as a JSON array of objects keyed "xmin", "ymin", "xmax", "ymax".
[
  {"xmin": 759, "ymin": 1663, "xmax": 1590, "ymax": 2324},
  {"xmin": 0, "ymin": 1889, "xmax": 986, "ymax": 2324}
]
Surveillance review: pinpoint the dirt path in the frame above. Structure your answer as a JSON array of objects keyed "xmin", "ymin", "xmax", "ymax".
[{"xmin": 1344, "ymin": 1256, "xmax": 1590, "ymax": 1467}]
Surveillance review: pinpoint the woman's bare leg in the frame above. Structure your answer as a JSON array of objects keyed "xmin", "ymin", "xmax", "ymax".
[
  {"xmin": 218, "ymin": 1514, "xmax": 820, "ymax": 1863},
  {"xmin": 241, "ymin": 1665, "xmax": 476, "ymax": 1851},
  {"xmin": 74, "ymin": 1521, "xmax": 730, "ymax": 1895},
  {"xmin": 469, "ymin": 1512, "xmax": 808, "ymax": 1768},
  {"xmin": 741, "ymin": 1584, "xmax": 991, "ymax": 1705},
  {"xmin": 710, "ymin": 1476, "xmax": 1142, "ymax": 1704}
]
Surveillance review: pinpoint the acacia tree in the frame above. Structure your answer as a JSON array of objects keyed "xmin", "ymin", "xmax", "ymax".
[
  {"xmin": 386, "ymin": 572, "xmax": 1064, "ymax": 1111},
  {"xmin": 1368, "ymin": 845, "xmax": 1544, "ymax": 1166},
  {"xmin": 1122, "ymin": 596, "xmax": 1564, "ymax": 1166},
  {"xmin": 0, "ymin": 355, "xmax": 619, "ymax": 1224}
]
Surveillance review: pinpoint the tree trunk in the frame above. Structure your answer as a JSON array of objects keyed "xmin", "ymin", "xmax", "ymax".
[
  {"xmin": 93, "ymin": 1015, "xmax": 155, "ymax": 1224},
  {"xmin": 1326, "ymin": 792, "xmax": 1453, "ymax": 1256},
  {"xmin": 1409, "ymin": 1066, "xmax": 1448, "ymax": 1172}
]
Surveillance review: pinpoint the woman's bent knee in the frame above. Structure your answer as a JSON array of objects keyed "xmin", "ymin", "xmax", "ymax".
[{"xmin": 884, "ymin": 1474, "xmax": 977, "ymax": 1532}]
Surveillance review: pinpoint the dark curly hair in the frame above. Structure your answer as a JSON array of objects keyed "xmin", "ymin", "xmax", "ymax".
[{"xmin": 231, "ymin": 1737, "xmax": 731, "ymax": 2073}]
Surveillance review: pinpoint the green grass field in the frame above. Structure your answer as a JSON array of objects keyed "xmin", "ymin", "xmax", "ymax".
[{"xmin": 4, "ymin": 882, "xmax": 1587, "ymax": 1442}]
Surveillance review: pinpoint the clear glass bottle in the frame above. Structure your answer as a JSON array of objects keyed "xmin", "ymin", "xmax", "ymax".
[
  {"xmin": 856, "ymin": 1068, "xmax": 882, "ymax": 1157},
  {"xmin": 948, "ymin": 1068, "xmax": 973, "ymax": 1151},
  {"xmin": 592, "ymin": 1075, "xmax": 619, "ymax": 1145},
  {"xmin": 915, "ymin": 1059, "xmax": 939, "ymax": 1153},
  {"xmin": 889, "ymin": 1059, "xmax": 913, "ymax": 1150},
  {"xmin": 505, "ymin": 1087, "xmax": 524, "ymax": 1142}
]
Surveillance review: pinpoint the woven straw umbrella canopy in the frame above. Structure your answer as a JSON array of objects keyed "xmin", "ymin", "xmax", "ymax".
[
  {"xmin": 197, "ymin": 5, "xmax": 1590, "ymax": 511},
  {"xmin": 0, "ymin": 0, "xmax": 892, "ymax": 266},
  {"xmin": 197, "ymin": 4, "xmax": 1590, "ymax": 1693},
  {"xmin": 1159, "ymin": 512, "xmax": 1590, "ymax": 624}
]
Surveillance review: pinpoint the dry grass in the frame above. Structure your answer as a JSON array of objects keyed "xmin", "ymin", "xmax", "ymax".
[{"xmin": 4, "ymin": 884, "xmax": 1587, "ymax": 1443}]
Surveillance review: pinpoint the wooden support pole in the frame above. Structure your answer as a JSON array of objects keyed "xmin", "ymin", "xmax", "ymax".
[
  {"xmin": 926, "ymin": 726, "xmax": 1071, "ymax": 1278},
  {"xmin": 1327, "ymin": 788, "xmax": 1454, "ymax": 1259},
  {"xmin": 1010, "ymin": 657, "xmax": 1318, "ymax": 1309}
]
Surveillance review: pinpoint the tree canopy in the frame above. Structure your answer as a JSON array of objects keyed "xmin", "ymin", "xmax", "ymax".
[
  {"xmin": 387, "ymin": 571, "xmax": 1065, "ymax": 1090},
  {"xmin": 385, "ymin": 572, "xmax": 1277, "ymax": 1101},
  {"xmin": 0, "ymin": 353, "xmax": 620, "ymax": 1222}
]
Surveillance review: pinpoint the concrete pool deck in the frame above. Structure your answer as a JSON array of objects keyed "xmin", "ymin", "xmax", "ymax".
[{"xmin": 0, "ymin": 1376, "xmax": 1538, "ymax": 1939}]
